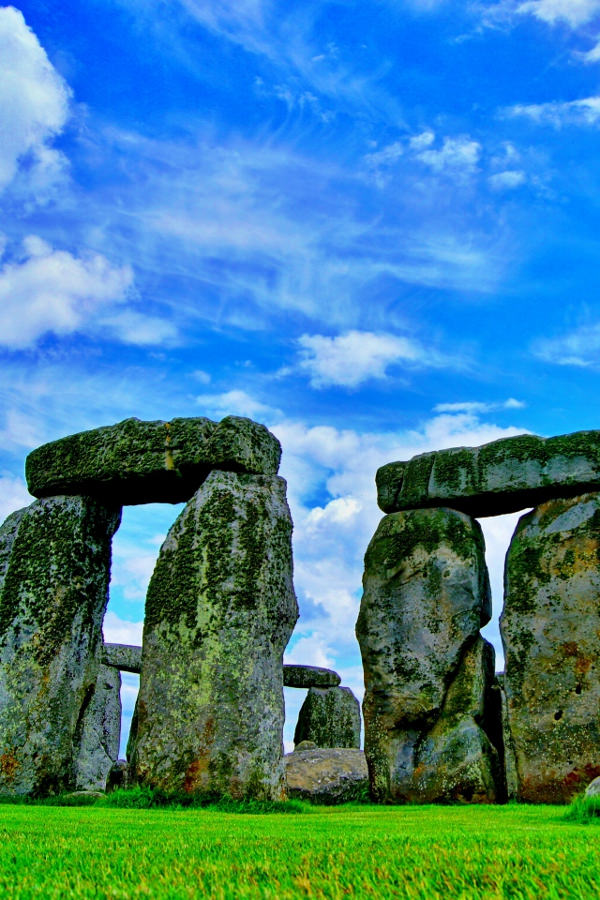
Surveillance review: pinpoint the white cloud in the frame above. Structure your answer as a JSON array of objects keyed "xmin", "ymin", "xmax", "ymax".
[
  {"xmin": 195, "ymin": 389, "xmax": 280, "ymax": 420},
  {"xmin": 577, "ymin": 39, "xmax": 600, "ymax": 63},
  {"xmin": 102, "ymin": 611, "xmax": 143, "ymax": 645},
  {"xmin": 0, "ymin": 6, "xmax": 70, "ymax": 195},
  {"xmin": 297, "ymin": 330, "xmax": 452, "ymax": 388},
  {"xmin": 434, "ymin": 398, "xmax": 525, "ymax": 413},
  {"xmin": 517, "ymin": 0, "xmax": 600, "ymax": 27},
  {"xmin": 532, "ymin": 322, "xmax": 600, "ymax": 366},
  {"xmin": 0, "ymin": 474, "xmax": 33, "ymax": 522},
  {"xmin": 506, "ymin": 96, "xmax": 600, "ymax": 127},
  {"xmin": 416, "ymin": 135, "xmax": 481, "ymax": 174},
  {"xmin": 0, "ymin": 237, "xmax": 134, "ymax": 349},
  {"xmin": 488, "ymin": 170, "xmax": 526, "ymax": 190}
]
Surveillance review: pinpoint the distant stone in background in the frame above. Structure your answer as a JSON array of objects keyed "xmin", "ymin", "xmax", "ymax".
[
  {"xmin": 584, "ymin": 776, "xmax": 600, "ymax": 798},
  {"xmin": 73, "ymin": 663, "xmax": 121, "ymax": 791},
  {"xmin": 377, "ymin": 430, "xmax": 600, "ymax": 518},
  {"xmin": 294, "ymin": 687, "xmax": 361, "ymax": 749},
  {"xmin": 283, "ymin": 664, "xmax": 341, "ymax": 688},
  {"xmin": 103, "ymin": 642, "xmax": 142, "ymax": 673},
  {"xmin": 130, "ymin": 469, "xmax": 298, "ymax": 800},
  {"xmin": 106, "ymin": 759, "xmax": 130, "ymax": 792},
  {"xmin": 357, "ymin": 506, "xmax": 504, "ymax": 803},
  {"xmin": 285, "ymin": 747, "xmax": 368, "ymax": 804},
  {"xmin": 501, "ymin": 493, "xmax": 600, "ymax": 802},
  {"xmin": 26, "ymin": 415, "xmax": 281, "ymax": 506},
  {"xmin": 0, "ymin": 496, "xmax": 120, "ymax": 795}
]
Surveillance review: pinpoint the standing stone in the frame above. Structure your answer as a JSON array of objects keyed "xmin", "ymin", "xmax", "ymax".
[
  {"xmin": 73, "ymin": 664, "xmax": 121, "ymax": 791},
  {"xmin": 130, "ymin": 470, "xmax": 298, "ymax": 799},
  {"xmin": 294, "ymin": 687, "xmax": 361, "ymax": 748},
  {"xmin": 0, "ymin": 497, "xmax": 120, "ymax": 795},
  {"xmin": 501, "ymin": 493, "xmax": 600, "ymax": 802},
  {"xmin": 357, "ymin": 506, "xmax": 503, "ymax": 802}
]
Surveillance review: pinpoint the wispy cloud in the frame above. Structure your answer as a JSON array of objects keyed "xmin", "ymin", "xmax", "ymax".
[
  {"xmin": 532, "ymin": 322, "xmax": 600, "ymax": 366},
  {"xmin": 434, "ymin": 398, "xmax": 525, "ymax": 413},
  {"xmin": 506, "ymin": 96, "xmax": 600, "ymax": 126},
  {"xmin": 517, "ymin": 0, "xmax": 600, "ymax": 27},
  {"xmin": 296, "ymin": 330, "xmax": 456, "ymax": 388}
]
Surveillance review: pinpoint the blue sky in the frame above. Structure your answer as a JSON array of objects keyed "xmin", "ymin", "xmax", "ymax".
[{"xmin": 2, "ymin": 0, "xmax": 600, "ymax": 752}]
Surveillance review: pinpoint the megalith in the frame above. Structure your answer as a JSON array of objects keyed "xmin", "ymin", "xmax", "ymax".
[
  {"xmin": 357, "ymin": 506, "xmax": 503, "ymax": 802},
  {"xmin": 0, "ymin": 496, "xmax": 120, "ymax": 795},
  {"xmin": 73, "ymin": 663, "xmax": 122, "ymax": 791},
  {"xmin": 294, "ymin": 687, "xmax": 361, "ymax": 749},
  {"xmin": 501, "ymin": 493, "xmax": 600, "ymax": 802},
  {"xmin": 130, "ymin": 469, "xmax": 298, "ymax": 799}
]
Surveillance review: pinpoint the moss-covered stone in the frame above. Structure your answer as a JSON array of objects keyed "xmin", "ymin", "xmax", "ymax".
[
  {"xmin": 377, "ymin": 429, "xmax": 600, "ymax": 517},
  {"xmin": 130, "ymin": 470, "xmax": 298, "ymax": 800},
  {"xmin": 73, "ymin": 663, "xmax": 121, "ymax": 791},
  {"xmin": 283, "ymin": 665, "xmax": 341, "ymax": 688},
  {"xmin": 293, "ymin": 687, "xmax": 361, "ymax": 748},
  {"xmin": 357, "ymin": 507, "xmax": 500, "ymax": 802},
  {"xmin": 102, "ymin": 642, "xmax": 142, "ymax": 673},
  {"xmin": 26, "ymin": 415, "xmax": 281, "ymax": 506},
  {"xmin": 501, "ymin": 492, "xmax": 600, "ymax": 803},
  {"xmin": 0, "ymin": 496, "xmax": 120, "ymax": 796}
]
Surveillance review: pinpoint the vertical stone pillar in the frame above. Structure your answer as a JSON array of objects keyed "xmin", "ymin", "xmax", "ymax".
[
  {"xmin": 73, "ymin": 663, "xmax": 122, "ymax": 791},
  {"xmin": 130, "ymin": 470, "xmax": 298, "ymax": 799},
  {"xmin": 0, "ymin": 497, "xmax": 121, "ymax": 795},
  {"xmin": 357, "ymin": 507, "xmax": 503, "ymax": 803},
  {"xmin": 294, "ymin": 686, "xmax": 361, "ymax": 749},
  {"xmin": 501, "ymin": 493, "xmax": 600, "ymax": 802}
]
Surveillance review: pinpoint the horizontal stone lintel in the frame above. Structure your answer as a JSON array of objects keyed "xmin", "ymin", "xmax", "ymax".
[
  {"xmin": 376, "ymin": 429, "xmax": 600, "ymax": 517},
  {"xmin": 26, "ymin": 415, "xmax": 281, "ymax": 506},
  {"xmin": 102, "ymin": 646, "xmax": 340, "ymax": 687}
]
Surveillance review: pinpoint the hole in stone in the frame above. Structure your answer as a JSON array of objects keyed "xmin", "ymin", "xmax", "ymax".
[
  {"xmin": 554, "ymin": 709, "xmax": 563, "ymax": 721},
  {"xmin": 575, "ymin": 683, "xmax": 582, "ymax": 695},
  {"xmin": 103, "ymin": 502, "xmax": 184, "ymax": 758}
]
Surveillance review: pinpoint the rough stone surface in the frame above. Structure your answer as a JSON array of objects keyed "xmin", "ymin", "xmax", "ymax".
[
  {"xmin": 294, "ymin": 687, "xmax": 361, "ymax": 748},
  {"xmin": 73, "ymin": 663, "xmax": 121, "ymax": 791},
  {"xmin": 501, "ymin": 493, "xmax": 600, "ymax": 803},
  {"xmin": 130, "ymin": 470, "xmax": 298, "ymax": 799},
  {"xmin": 103, "ymin": 643, "xmax": 142, "ymax": 673},
  {"xmin": 585, "ymin": 776, "xmax": 600, "ymax": 797},
  {"xmin": 26, "ymin": 415, "xmax": 281, "ymax": 505},
  {"xmin": 357, "ymin": 507, "xmax": 503, "ymax": 802},
  {"xmin": 284, "ymin": 747, "xmax": 368, "ymax": 804},
  {"xmin": 106, "ymin": 759, "xmax": 130, "ymax": 792},
  {"xmin": 498, "ymin": 679, "xmax": 519, "ymax": 800},
  {"xmin": 283, "ymin": 665, "xmax": 341, "ymax": 689},
  {"xmin": 377, "ymin": 430, "xmax": 600, "ymax": 517},
  {"xmin": 0, "ymin": 496, "xmax": 120, "ymax": 796}
]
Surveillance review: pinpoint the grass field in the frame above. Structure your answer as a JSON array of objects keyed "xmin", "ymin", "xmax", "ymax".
[{"xmin": 0, "ymin": 802, "xmax": 598, "ymax": 899}]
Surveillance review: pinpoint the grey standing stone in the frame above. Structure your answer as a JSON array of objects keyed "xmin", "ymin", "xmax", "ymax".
[
  {"xmin": 501, "ymin": 493, "xmax": 600, "ymax": 802},
  {"xmin": 0, "ymin": 496, "xmax": 120, "ymax": 795},
  {"xmin": 103, "ymin": 642, "xmax": 142, "ymax": 673},
  {"xmin": 285, "ymin": 747, "xmax": 368, "ymax": 804},
  {"xmin": 585, "ymin": 776, "xmax": 600, "ymax": 797},
  {"xmin": 377, "ymin": 430, "xmax": 600, "ymax": 518},
  {"xmin": 26, "ymin": 415, "xmax": 281, "ymax": 506},
  {"xmin": 357, "ymin": 506, "xmax": 502, "ymax": 802},
  {"xmin": 283, "ymin": 664, "xmax": 341, "ymax": 688},
  {"xmin": 73, "ymin": 663, "xmax": 121, "ymax": 791},
  {"xmin": 130, "ymin": 469, "xmax": 298, "ymax": 799},
  {"xmin": 294, "ymin": 687, "xmax": 361, "ymax": 748}
]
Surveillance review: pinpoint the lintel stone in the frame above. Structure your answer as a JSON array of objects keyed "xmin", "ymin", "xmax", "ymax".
[
  {"xmin": 283, "ymin": 665, "xmax": 341, "ymax": 688},
  {"xmin": 26, "ymin": 415, "xmax": 281, "ymax": 505},
  {"xmin": 103, "ymin": 643, "xmax": 142, "ymax": 674},
  {"xmin": 377, "ymin": 430, "xmax": 600, "ymax": 517}
]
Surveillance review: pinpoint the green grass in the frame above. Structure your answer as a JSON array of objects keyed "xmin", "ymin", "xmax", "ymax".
[{"xmin": 0, "ymin": 803, "xmax": 599, "ymax": 898}]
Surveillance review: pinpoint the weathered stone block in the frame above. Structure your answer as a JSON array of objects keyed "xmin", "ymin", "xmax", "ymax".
[
  {"xmin": 377, "ymin": 430, "xmax": 600, "ymax": 517},
  {"xmin": 130, "ymin": 470, "xmax": 298, "ymax": 799},
  {"xmin": 26, "ymin": 415, "xmax": 281, "ymax": 505},
  {"xmin": 285, "ymin": 747, "xmax": 368, "ymax": 804},
  {"xmin": 283, "ymin": 665, "xmax": 341, "ymax": 688},
  {"xmin": 103, "ymin": 642, "xmax": 142, "ymax": 673},
  {"xmin": 73, "ymin": 663, "xmax": 121, "ymax": 791},
  {"xmin": 294, "ymin": 687, "xmax": 361, "ymax": 748},
  {"xmin": 357, "ymin": 507, "xmax": 502, "ymax": 802},
  {"xmin": 0, "ymin": 496, "xmax": 120, "ymax": 795},
  {"xmin": 501, "ymin": 493, "xmax": 600, "ymax": 802}
]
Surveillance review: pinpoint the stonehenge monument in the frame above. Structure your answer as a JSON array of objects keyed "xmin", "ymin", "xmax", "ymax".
[
  {"xmin": 2, "ymin": 417, "xmax": 600, "ymax": 804},
  {"xmin": 361, "ymin": 429, "xmax": 600, "ymax": 803}
]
